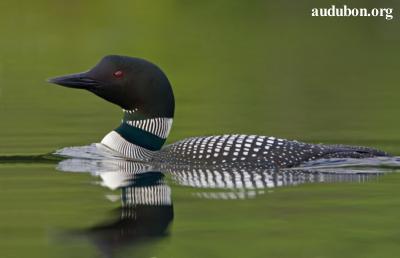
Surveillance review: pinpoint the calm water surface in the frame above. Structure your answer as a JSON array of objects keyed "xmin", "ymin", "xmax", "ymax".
[{"xmin": 1, "ymin": 1, "xmax": 400, "ymax": 258}]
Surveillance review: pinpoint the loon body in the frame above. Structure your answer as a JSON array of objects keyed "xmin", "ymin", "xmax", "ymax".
[{"xmin": 49, "ymin": 55, "xmax": 389, "ymax": 168}]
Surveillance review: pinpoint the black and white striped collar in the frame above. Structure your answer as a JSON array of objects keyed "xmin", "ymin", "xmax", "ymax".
[
  {"xmin": 100, "ymin": 109, "xmax": 173, "ymax": 160},
  {"xmin": 122, "ymin": 109, "xmax": 173, "ymax": 139}
]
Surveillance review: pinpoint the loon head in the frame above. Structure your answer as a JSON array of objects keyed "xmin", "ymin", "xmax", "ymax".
[
  {"xmin": 49, "ymin": 55, "xmax": 175, "ymax": 157},
  {"xmin": 49, "ymin": 55, "xmax": 175, "ymax": 118}
]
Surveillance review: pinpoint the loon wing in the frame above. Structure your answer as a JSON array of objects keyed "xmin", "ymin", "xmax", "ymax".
[
  {"xmin": 159, "ymin": 135, "xmax": 389, "ymax": 168},
  {"xmin": 318, "ymin": 144, "xmax": 389, "ymax": 159}
]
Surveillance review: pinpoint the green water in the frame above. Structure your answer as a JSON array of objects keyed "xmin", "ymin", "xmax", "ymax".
[{"xmin": 1, "ymin": 1, "xmax": 400, "ymax": 257}]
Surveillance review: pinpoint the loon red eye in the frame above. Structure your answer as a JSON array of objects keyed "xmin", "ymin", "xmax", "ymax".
[{"xmin": 113, "ymin": 70, "xmax": 124, "ymax": 78}]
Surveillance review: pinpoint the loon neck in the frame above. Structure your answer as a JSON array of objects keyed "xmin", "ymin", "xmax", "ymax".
[
  {"xmin": 118, "ymin": 109, "xmax": 173, "ymax": 151},
  {"xmin": 101, "ymin": 109, "xmax": 173, "ymax": 157}
]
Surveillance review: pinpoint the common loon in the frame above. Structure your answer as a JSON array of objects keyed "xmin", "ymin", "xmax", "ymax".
[{"xmin": 49, "ymin": 55, "xmax": 390, "ymax": 168}]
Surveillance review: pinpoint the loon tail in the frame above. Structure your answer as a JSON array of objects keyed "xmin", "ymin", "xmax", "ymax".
[{"xmin": 321, "ymin": 144, "xmax": 390, "ymax": 159}]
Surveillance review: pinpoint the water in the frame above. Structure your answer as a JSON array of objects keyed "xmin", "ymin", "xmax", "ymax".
[
  {"xmin": 1, "ymin": 1, "xmax": 400, "ymax": 257},
  {"xmin": 3, "ymin": 155, "xmax": 400, "ymax": 258}
]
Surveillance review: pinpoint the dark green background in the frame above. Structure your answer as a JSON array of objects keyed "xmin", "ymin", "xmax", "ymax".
[
  {"xmin": 0, "ymin": 1, "xmax": 399, "ymax": 257},
  {"xmin": 1, "ymin": 0, "xmax": 399, "ymax": 155}
]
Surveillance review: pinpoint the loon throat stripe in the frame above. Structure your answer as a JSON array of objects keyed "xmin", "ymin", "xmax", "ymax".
[
  {"xmin": 115, "ymin": 123, "xmax": 166, "ymax": 151},
  {"xmin": 125, "ymin": 118, "xmax": 172, "ymax": 139}
]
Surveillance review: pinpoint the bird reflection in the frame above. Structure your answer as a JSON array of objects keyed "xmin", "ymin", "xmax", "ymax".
[
  {"xmin": 57, "ymin": 154, "xmax": 387, "ymax": 257},
  {"xmin": 164, "ymin": 165, "xmax": 380, "ymax": 199},
  {"xmin": 58, "ymin": 156, "xmax": 385, "ymax": 201},
  {"xmin": 74, "ymin": 163, "xmax": 173, "ymax": 258}
]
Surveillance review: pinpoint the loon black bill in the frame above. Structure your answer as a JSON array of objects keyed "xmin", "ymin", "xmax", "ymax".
[{"xmin": 48, "ymin": 72, "xmax": 100, "ymax": 89}]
